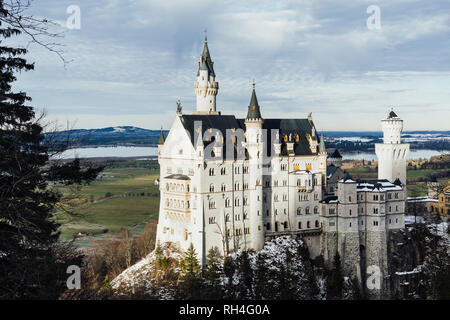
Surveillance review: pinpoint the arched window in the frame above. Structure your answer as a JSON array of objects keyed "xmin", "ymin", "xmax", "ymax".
[
  {"xmin": 314, "ymin": 206, "xmax": 318, "ymax": 214},
  {"xmin": 298, "ymin": 222, "xmax": 302, "ymax": 229},
  {"xmin": 307, "ymin": 221, "xmax": 310, "ymax": 228},
  {"xmin": 305, "ymin": 207, "xmax": 310, "ymax": 214},
  {"xmin": 297, "ymin": 207, "xmax": 302, "ymax": 215},
  {"xmin": 225, "ymin": 198, "xmax": 230, "ymax": 207},
  {"xmin": 221, "ymin": 167, "xmax": 226, "ymax": 175},
  {"xmin": 209, "ymin": 184, "xmax": 215, "ymax": 193},
  {"xmin": 315, "ymin": 220, "xmax": 319, "ymax": 228},
  {"xmin": 221, "ymin": 183, "xmax": 226, "ymax": 192},
  {"xmin": 209, "ymin": 168, "xmax": 215, "ymax": 176},
  {"xmin": 283, "ymin": 221, "xmax": 288, "ymax": 229}
]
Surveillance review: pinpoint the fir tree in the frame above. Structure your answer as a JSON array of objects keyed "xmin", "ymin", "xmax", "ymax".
[
  {"xmin": 254, "ymin": 253, "xmax": 270, "ymax": 299},
  {"xmin": 179, "ymin": 243, "xmax": 203, "ymax": 299},
  {"xmin": 326, "ymin": 252, "xmax": 344, "ymax": 300},
  {"xmin": 0, "ymin": 3, "xmax": 102, "ymax": 299},
  {"xmin": 223, "ymin": 255, "xmax": 236, "ymax": 299},
  {"xmin": 203, "ymin": 247, "xmax": 223, "ymax": 299},
  {"xmin": 236, "ymin": 250, "xmax": 254, "ymax": 299}
]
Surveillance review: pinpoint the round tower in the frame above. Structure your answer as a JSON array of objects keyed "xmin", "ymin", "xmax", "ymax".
[
  {"xmin": 375, "ymin": 110, "xmax": 410, "ymax": 185},
  {"xmin": 193, "ymin": 33, "xmax": 219, "ymax": 114},
  {"xmin": 245, "ymin": 82, "xmax": 264, "ymax": 251}
]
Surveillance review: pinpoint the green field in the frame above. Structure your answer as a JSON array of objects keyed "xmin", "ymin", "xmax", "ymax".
[{"xmin": 54, "ymin": 167, "xmax": 160, "ymax": 245}]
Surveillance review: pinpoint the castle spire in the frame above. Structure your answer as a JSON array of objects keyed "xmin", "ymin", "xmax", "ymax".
[
  {"xmin": 319, "ymin": 131, "xmax": 326, "ymax": 153},
  {"xmin": 158, "ymin": 127, "xmax": 165, "ymax": 145},
  {"xmin": 246, "ymin": 81, "xmax": 262, "ymax": 120}
]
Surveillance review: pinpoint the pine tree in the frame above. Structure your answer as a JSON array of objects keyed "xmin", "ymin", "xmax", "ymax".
[
  {"xmin": 179, "ymin": 243, "xmax": 203, "ymax": 299},
  {"xmin": 254, "ymin": 252, "xmax": 270, "ymax": 299},
  {"xmin": 223, "ymin": 255, "xmax": 236, "ymax": 299},
  {"xmin": 0, "ymin": 4, "xmax": 102, "ymax": 299},
  {"xmin": 203, "ymin": 247, "xmax": 223, "ymax": 299},
  {"xmin": 326, "ymin": 252, "xmax": 344, "ymax": 300},
  {"xmin": 236, "ymin": 250, "xmax": 254, "ymax": 299}
]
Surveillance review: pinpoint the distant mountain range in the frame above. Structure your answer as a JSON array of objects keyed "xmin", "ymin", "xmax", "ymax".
[
  {"xmin": 45, "ymin": 126, "xmax": 169, "ymax": 147},
  {"xmin": 45, "ymin": 126, "xmax": 450, "ymax": 150}
]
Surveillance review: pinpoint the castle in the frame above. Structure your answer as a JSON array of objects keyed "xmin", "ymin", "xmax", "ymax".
[{"xmin": 155, "ymin": 36, "xmax": 409, "ymax": 298}]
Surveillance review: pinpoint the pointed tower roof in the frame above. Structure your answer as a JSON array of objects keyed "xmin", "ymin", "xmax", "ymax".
[
  {"xmin": 246, "ymin": 81, "xmax": 262, "ymax": 120},
  {"xmin": 195, "ymin": 128, "xmax": 203, "ymax": 148},
  {"xmin": 330, "ymin": 148, "xmax": 342, "ymax": 159},
  {"xmin": 197, "ymin": 32, "xmax": 215, "ymax": 77},
  {"xmin": 319, "ymin": 132, "xmax": 326, "ymax": 153},
  {"xmin": 388, "ymin": 109, "xmax": 398, "ymax": 118},
  {"xmin": 158, "ymin": 127, "xmax": 165, "ymax": 145}
]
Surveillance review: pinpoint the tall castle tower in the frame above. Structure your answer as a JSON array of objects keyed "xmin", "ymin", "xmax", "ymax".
[
  {"xmin": 245, "ymin": 83, "xmax": 265, "ymax": 251},
  {"xmin": 375, "ymin": 110, "xmax": 409, "ymax": 185},
  {"xmin": 193, "ymin": 33, "xmax": 219, "ymax": 114}
]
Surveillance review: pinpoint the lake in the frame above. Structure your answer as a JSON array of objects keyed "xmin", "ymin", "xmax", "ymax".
[
  {"xmin": 55, "ymin": 146, "xmax": 448, "ymax": 161},
  {"xmin": 342, "ymin": 149, "xmax": 449, "ymax": 161},
  {"xmin": 55, "ymin": 146, "xmax": 158, "ymax": 159}
]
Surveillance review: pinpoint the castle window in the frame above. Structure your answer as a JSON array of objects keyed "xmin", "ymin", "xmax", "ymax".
[
  {"xmin": 209, "ymin": 217, "xmax": 216, "ymax": 224},
  {"xmin": 221, "ymin": 184, "xmax": 226, "ymax": 192},
  {"xmin": 395, "ymin": 205, "xmax": 398, "ymax": 212},
  {"xmin": 284, "ymin": 208, "xmax": 287, "ymax": 214},
  {"xmin": 307, "ymin": 221, "xmax": 310, "ymax": 228},
  {"xmin": 298, "ymin": 222, "xmax": 302, "ymax": 229},
  {"xmin": 380, "ymin": 195, "xmax": 384, "ymax": 201},
  {"xmin": 234, "ymin": 197, "xmax": 240, "ymax": 206},
  {"xmin": 226, "ymin": 214, "xmax": 230, "ymax": 222},
  {"xmin": 305, "ymin": 207, "xmax": 310, "ymax": 214},
  {"xmin": 209, "ymin": 168, "xmax": 215, "ymax": 176},
  {"xmin": 283, "ymin": 194, "xmax": 287, "ymax": 201},
  {"xmin": 297, "ymin": 208, "xmax": 302, "ymax": 215},
  {"xmin": 396, "ymin": 218, "xmax": 398, "ymax": 223},
  {"xmin": 349, "ymin": 209, "xmax": 352, "ymax": 215},
  {"xmin": 314, "ymin": 193, "xmax": 318, "ymax": 200},
  {"xmin": 274, "ymin": 180, "xmax": 278, "ymax": 187},
  {"xmin": 395, "ymin": 193, "xmax": 398, "ymax": 199},
  {"xmin": 297, "ymin": 179, "xmax": 301, "ymax": 187},
  {"xmin": 373, "ymin": 208, "xmax": 378, "ymax": 214},
  {"xmin": 244, "ymin": 197, "xmax": 248, "ymax": 206},
  {"xmin": 373, "ymin": 220, "xmax": 379, "ymax": 226},
  {"xmin": 373, "ymin": 195, "xmax": 378, "ymax": 201},
  {"xmin": 349, "ymin": 196, "xmax": 352, "ymax": 202},
  {"xmin": 266, "ymin": 223, "xmax": 271, "ymax": 231},
  {"xmin": 316, "ymin": 220, "xmax": 320, "ymax": 228},
  {"xmin": 221, "ymin": 167, "xmax": 226, "ymax": 175},
  {"xmin": 349, "ymin": 222, "xmax": 352, "ymax": 227},
  {"xmin": 225, "ymin": 198, "xmax": 230, "ymax": 207},
  {"xmin": 265, "ymin": 180, "xmax": 270, "ymax": 187},
  {"xmin": 283, "ymin": 222, "xmax": 288, "ymax": 229},
  {"xmin": 329, "ymin": 208, "xmax": 335, "ymax": 215},
  {"xmin": 210, "ymin": 184, "xmax": 215, "ymax": 193},
  {"xmin": 389, "ymin": 206, "xmax": 391, "ymax": 212},
  {"xmin": 244, "ymin": 227, "xmax": 250, "ymax": 235},
  {"xmin": 266, "ymin": 209, "xmax": 269, "ymax": 216},
  {"xmin": 314, "ymin": 206, "xmax": 318, "ymax": 214},
  {"xmin": 274, "ymin": 194, "xmax": 279, "ymax": 202}
]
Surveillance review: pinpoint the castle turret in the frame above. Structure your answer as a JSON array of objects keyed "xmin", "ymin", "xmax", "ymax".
[
  {"xmin": 375, "ymin": 110, "xmax": 409, "ymax": 185},
  {"xmin": 194, "ymin": 33, "xmax": 219, "ymax": 114},
  {"xmin": 245, "ymin": 82, "xmax": 264, "ymax": 251},
  {"xmin": 158, "ymin": 127, "xmax": 165, "ymax": 156}
]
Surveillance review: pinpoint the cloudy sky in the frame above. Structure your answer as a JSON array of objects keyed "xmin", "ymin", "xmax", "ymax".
[{"xmin": 9, "ymin": 0, "xmax": 450, "ymax": 131}]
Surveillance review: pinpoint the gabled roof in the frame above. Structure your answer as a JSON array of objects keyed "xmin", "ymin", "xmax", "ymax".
[{"xmin": 329, "ymin": 148, "xmax": 342, "ymax": 159}]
